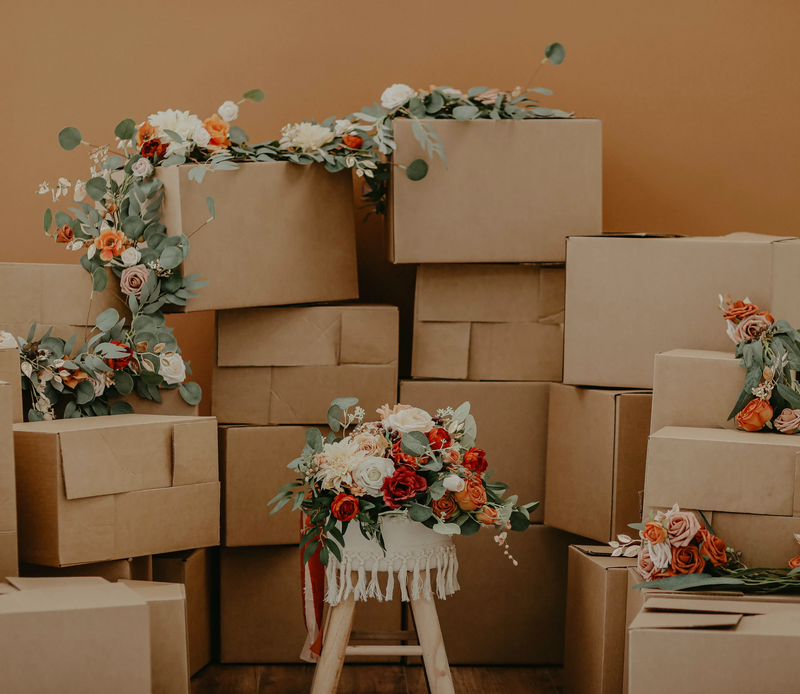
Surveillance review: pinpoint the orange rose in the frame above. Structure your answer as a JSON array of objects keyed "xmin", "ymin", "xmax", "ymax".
[
  {"xmin": 431, "ymin": 493, "xmax": 458, "ymax": 519},
  {"xmin": 722, "ymin": 300, "xmax": 759, "ymax": 323},
  {"xmin": 342, "ymin": 134, "xmax": 363, "ymax": 149},
  {"xmin": 426, "ymin": 427, "xmax": 452, "ymax": 450},
  {"xmin": 789, "ymin": 556, "xmax": 800, "ymax": 569},
  {"xmin": 136, "ymin": 121, "xmax": 168, "ymax": 160},
  {"xmin": 62, "ymin": 369, "xmax": 90, "ymax": 389},
  {"xmin": 331, "ymin": 493, "xmax": 359, "ymax": 522},
  {"xmin": 475, "ymin": 505, "xmax": 499, "ymax": 526},
  {"xmin": 55, "ymin": 224, "xmax": 74, "ymax": 244},
  {"xmin": 203, "ymin": 114, "xmax": 231, "ymax": 150},
  {"xmin": 454, "ymin": 478, "xmax": 487, "ymax": 511},
  {"xmin": 94, "ymin": 229, "xmax": 127, "ymax": 262},
  {"xmin": 391, "ymin": 439, "xmax": 428, "ymax": 468},
  {"xmin": 641, "ymin": 520, "xmax": 667, "ymax": 544},
  {"xmin": 735, "ymin": 398, "xmax": 773, "ymax": 432},
  {"xmin": 697, "ymin": 528, "xmax": 728, "ymax": 567},
  {"xmin": 671, "ymin": 545, "xmax": 706, "ymax": 575}
]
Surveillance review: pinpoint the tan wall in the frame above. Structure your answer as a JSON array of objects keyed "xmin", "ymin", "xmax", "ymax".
[{"xmin": 2, "ymin": 1, "xmax": 797, "ymax": 413}]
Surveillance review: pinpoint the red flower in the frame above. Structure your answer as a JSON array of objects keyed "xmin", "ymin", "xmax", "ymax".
[
  {"xmin": 427, "ymin": 427, "xmax": 452, "ymax": 450},
  {"xmin": 381, "ymin": 467, "xmax": 428, "ymax": 509},
  {"xmin": 463, "ymin": 447, "xmax": 487, "ymax": 474},
  {"xmin": 342, "ymin": 134, "xmax": 363, "ymax": 149},
  {"xmin": 331, "ymin": 493, "xmax": 360, "ymax": 522},
  {"xmin": 391, "ymin": 440, "xmax": 427, "ymax": 468},
  {"xmin": 105, "ymin": 341, "xmax": 133, "ymax": 370},
  {"xmin": 139, "ymin": 138, "xmax": 167, "ymax": 161}
]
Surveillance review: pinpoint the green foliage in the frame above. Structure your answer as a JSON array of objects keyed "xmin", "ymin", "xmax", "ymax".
[
  {"xmin": 114, "ymin": 118, "xmax": 136, "ymax": 140},
  {"xmin": 405, "ymin": 159, "xmax": 428, "ymax": 181},
  {"xmin": 545, "ymin": 42, "xmax": 566, "ymax": 65},
  {"xmin": 58, "ymin": 127, "xmax": 82, "ymax": 150},
  {"xmin": 92, "ymin": 267, "xmax": 108, "ymax": 293},
  {"xmin": 179, "ymin": 382, "xmax": 202, "ymax": 406},
  {"xmin": 243, "ymin": 88, "xmax": 266, "ymax": 102},
  {"xmin": 85, "ymin": 177, "xmax": 107, "ymax": 202},
  {"xmin": 43, "ymin": 208, "xmax": 52, "ymax": 233}
]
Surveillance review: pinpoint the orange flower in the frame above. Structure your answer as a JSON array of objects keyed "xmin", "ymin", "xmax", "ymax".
[
  {"xmin": 454, "ymin": 478, "xmax": 487, "ymax": 511},
  {"xmin": 789, "ymin": 556, "xmax": 800, "ymax": 569},
  {"xmin": 758, "ymin": 310, "xmax": 775, "ymax": 323},
  {"xmin": 203, "ymin": 114, "xmax": 231, "ymax": 150},
  {"xmin": 62, "ymin": 369, "xmax": 90, "ymax": 389},
  {"xmin": 735, "ymin": 398, "xmax": 773, "ymax": 432},
  {"xmin": 697, "ymin": 528, "xmax": 728, "ymax": 567},
  {"xmin": 391, "ymin": 439, "xmax": 427, "ymax": 468},
  {"xmin": 475, "ymin": 505, "xmax": 499, "ymax": 526},
  {"xmin": 136, "ymin": 121, "xmax": 168, "ymax": 160},
  {"xmin": 671, "ymin": 545, "xmax": 706, "ymax": 575},
  {"xmin": 342, "ymin": 133, "xmax": 363, "ymax": 149},
  {"xmin": 722, "ymin": 300, "xmax": 759, "ymax": 323},
  {"xmin": 55, "ymin": 225, "xmax": 73, "ymax": 244},
  {"xmin": 426, "ymin": 427, "xmax": 452, "ymax": 450},
  {"xmin": 94, "ymin": 229, "xmax": 127, "ymax": 262},
  {"xmin": 431, "ymin": 493, "xmax": 458, "ymax": 519},
  {"xmin": 641, "ymin": 520, "xmax": 667, "ymax": 544}
]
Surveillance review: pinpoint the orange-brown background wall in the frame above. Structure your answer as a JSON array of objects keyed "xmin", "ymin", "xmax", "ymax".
[{"xmin": 2, "ymin": 1, "xmax": 798, "ymax": 413}]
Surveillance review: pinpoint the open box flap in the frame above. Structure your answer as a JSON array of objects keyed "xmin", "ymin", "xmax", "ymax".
[{"xmin": 630, "ymin": 610, "xmax": 742, "ymax": 630}]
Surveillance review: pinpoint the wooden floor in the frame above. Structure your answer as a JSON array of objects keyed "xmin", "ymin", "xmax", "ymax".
[{"xmin": 192, "ymin": 664, "xmax": 564, "ymax": 694}]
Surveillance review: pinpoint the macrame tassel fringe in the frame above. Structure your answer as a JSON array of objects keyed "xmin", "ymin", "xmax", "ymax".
[
  {"xmin": 398, "ymin": 559, "xmax": 409, "ymax": 602},
  {"xmin": 385, "ymin": 563, "xmax": 395, "ymax": 601},
  {"xmin": 354, "ymin": 561, "xmax": 368, "ymax": 601}
]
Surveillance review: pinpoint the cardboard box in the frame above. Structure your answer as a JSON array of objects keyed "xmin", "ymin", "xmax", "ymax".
[
  {"xmin": 387, "ymin": 119, "xmax": 602, "ymax": 263},
  {"xmin": 644, "ymin": 426, "xmax": 800, "ymax": 567},
  {"xmin": 411, "ymin": 264, "xmax": 564, "ymax": 381},
  {"xmin": 436, "ymin": 525, "xmax": 587, "ymax": 664},
  {"xmin": 110, "ymin": 388, "xmax": 200, "ymax": 418},
  {"xmin": 545, "ymin": 385, "xmax": 652, "ymax": 542},
  {"xmin": 400, "ymin": 380, "xmax": 550, "ymax": 521},
  {"xmin": 13, "ymin": 414, "xmax": 220, "ymax": 566},
  {"xmin": 563, "ymin": 233, "xmax": 800, "ymax": 388},
  {"xmin": 628, "ymin": 593, "xmax": 800, "ymax": 693},
  {"xmin": 0, "ymin": 380, "xmax": 16, "ymax": 577},
  {"xmin": 220, "ymin": 545, "xmax": 403, "ymax": 663},
  {"xmin": 20, "ymin": 556, "xmax": 153, "ymax": 581},
  {"xmin": 0, "ymin": 343, "xmax": 22, "ymax": 424},
  {"xmin": 157, "ymin": 162, "xmax": 358, "ymax": 312},
  {"xmin": 0, "ymin": 576, "xmax": 152, "ymax": 694},
  {"xmin": 153, "ymin": 548, "xmax": 213, "ymax": 676},
  {"xmin": 214, "ymin": 305, "xmax": 399, "ymax": 425},
  {"xmin": 563, "ymin": 546, "xmax": 637, "ymax": 694}
]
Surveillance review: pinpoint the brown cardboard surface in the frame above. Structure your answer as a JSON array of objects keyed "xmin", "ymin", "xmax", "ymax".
[
  {"xmin": 220, "ymin": 545, "xmax": 402, "ymax": 663},
  {"xmin": 650, "ymin": 349, "xmax": 742, "ymax": 432},
  {"xmin": 0, "ymin": 381, "xmax": 16, "ymax": 578},
  {"xmin": 388, "ymin": 119, "xmax": 602, "ymax": 263},
  {"xmin": 152, "ymin": 548, "xmax": 213, "ymax": 676},
  {"xmin": 14, "ymin": 414, "xmax": 220, "ymax": 566},
  {"xmin": 0, "ymin": 578, "xmax": 152, "ymax": 694},
  {"xmin": 711, "ymin": 512, "xmax": 800, "ymax": 568},
  {"xmin": 545, "ymin": 385, "xmax": 652, "ymax": 542},
  {"xmin": 109, "ymin": 388, "xmax": 201, "ymax": 418},
  {"xmin": 563, "ymin": 233, "xmax": 800, "ymax": 388},
  {"xmin": 0, "ymin": 347, "xmax": 22, "ymax": 424},
  {"xmin": 563, "ymin": 545, "xmax": 636, "ymax": 694},
  {"xmin": 157, "ymin": 162, "xmax": 358, "ymax": 312},
  {"xmin": 400, "ymin": 380, "xmax": 549, "ymax": 521},
  {"xmin": 20, "ymin": 556, "xmax": 153, "ymax": 581}
]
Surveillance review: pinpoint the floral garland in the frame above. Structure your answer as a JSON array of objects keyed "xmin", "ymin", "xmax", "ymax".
[
  {"xmin": 269, "ymin": 398, "xmax": 538, "ymax": 567},
  {"xmin": 719, "ymin": 295, "xmax": 800, "ymax": 433}
]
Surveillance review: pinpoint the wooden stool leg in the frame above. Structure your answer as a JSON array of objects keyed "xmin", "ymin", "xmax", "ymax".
[
  {"xmin": 310, "ymin": 593, "xmax": 357, "ymax": 694},
  {"xmin": 410, "ymin": 598, "xmax": 455, "ymax": 694}
]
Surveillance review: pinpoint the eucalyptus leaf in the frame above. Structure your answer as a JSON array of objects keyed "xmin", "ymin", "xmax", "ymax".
[
  {"xmin": 160, "ymin": 246, "xmax": 183, "ymax": 270},
  {"xmin": 327, "ymin": 404, "xmax": 342, "ymax": 432},
  {"xmin": 92, "ymin": 267, "xmax": 108, "ymax": 293},
  {"xmin": 58, "ymin": 127, "xmax": 82, "ymax": 151},
  {"xmin": 179, "ymin": 382, "xmax": 202, "ymax": 406},
  {"xmin": 114, "ymin": 371, "xmax": 134, "ymax": 395},
  {"xmin": 114, "ymin": 118, "xmax": 136, "ymax": 140},
  {"xmin": 405, "ymin": 159, "xmax": 428, "ymax": 181},
  {"xmin": 545, "ymin": 42, "xmax": 566, "ymax": 65},
  {"xmin": 331, "ymin": 397, "xmax": 358, "ymax": 410},
  {"xmin": 110, "ymin": 401, "xmax": 134, "ymax": 415},
  {"xmin": 75, "ymin": 380, "xmax": 95, "ymax": 405},
  {"xmin": 95, "ymin": 308, "xmax": 119, "ymax": 332},
  {"xmin": 243, "ymin": 88, "xmax": 266, "ymax": 102},
  {"xmin": 206, "ymin": 196, "xmax": 215, "ymax": 220},
  {"xmin": 453, "ymin": 105, "xmax": 480, "ymax": 121},
  {"xmin": 305, "ymin": 427, "xmax": 324, "ymax": 454},
  {"xmin": 85, "ymin": 177, "xmax": 107, "ymax": 202},
  {"xmin": 43, "ymin": 209, "xmax": 52, "ymax": 233}
]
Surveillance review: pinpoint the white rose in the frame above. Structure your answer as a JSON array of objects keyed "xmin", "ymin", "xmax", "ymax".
[
  {"xmin": 648, "ymin": 541, "xmax": 672, "ymax": 570},
  {"xmin": 383, "ymin": 407, "xmax": 434, "ymax": 434},
  {"xmin": 442, "ymin": 475, "xmax": 465, "ymax": 492},
  {"xmin": 120, "ymin": 247, "xmax": 142, "ymax": 266},
  {"xmin": 0, "ymin": 331, "xmax": 17, "ymax": 349},
  {"xmin": 158, "ymin": 351, "xmax": 186, "ymax": 385},
  {"xmin": 334, "ymin": 119, "xmax": 354, "ymax": 136},
  {"xmin": 380, "ymin": 83, "xmax": 417, "ymax": 110},
  {"xmin": 131, "ymin": 157, "xmax": 153, "ymax": 178},
  {"xmin": 280, "ymin": 122, "xmax": 335, "ymax": 153},
  {"xmin": 218, "ymin": 100, "xmax": 239, "ymax": 122},
  {"xmin": 193, "ymin": 125, "xmax": 211, "ymax": 148},
  {"xmin": 353, "ymin": 457, "xmax": 395, "ymax": 497}
]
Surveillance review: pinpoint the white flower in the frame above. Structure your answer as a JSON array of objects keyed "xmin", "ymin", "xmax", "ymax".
[
  {"xmin": 315, "ymin": 437, "xmax": 363, "ymax": 493},
  {"xmin": 0, "ymin": 331, "xmax": 17, "ymax": 349},
  {"xmin": 218, "ymin": 100, "xmax": 239, "ymax": 122},
  {"xmin": 193, "ymin": 125, "xmax": 211, "ymax": 148},
  {"xmin": 131, "ymin": 157, "xmax": 153, "ymax": 178},
  {"xmin": 280, "ymin": 122, "xmax": 335, "ymax": 153},
  {"xmin": 648, "ymin": 540, "xmax": 672, "ymax": 570},
  {"xmin": 73, "ymin": 180, "xmax": 86, "ymax": 202},
  {"xmin": 380, "ymin": 83, "xmax": 417, "ymax": 110},
  {"xmin": 440, "ymin": 88, "xmax": 463, "ymax": 98},
  {"xmin": 36, "ymin": 182, "xmax": 50, "ymax": 195},
  {"xmin": 158, "ymin": 351, "xmax": 186, "ymax": 385},
  {"xmin": 383, "ymin": 407, "xmax": 434, "ymax": 434},
  {"xmin": 334, "ymin": 119, "xmax": 354, "ymax": 136},
  {"xmin": 148, "ymin": 109, "xmax": 203, "ymax": 146},
  {"xmin": 353, "ymin": 457, "xmax": 394, "ymax": 496},
  {"xmin": 120, "ymin": 247, "xmax": 142, "ymax": 266},
  {"xmin": 442, "ymin": 475, "xmax": 465, "ymax": 492}
]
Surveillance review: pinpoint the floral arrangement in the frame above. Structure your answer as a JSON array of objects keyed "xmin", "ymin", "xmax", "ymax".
[
  {"xmin": 719, "ymin": 295, "xmax": 800, "ymax": 433},
  {"xmin": 613, "ymin": 505, "xmax": 800, "ymax": 593},
  {"xmin": 269, "ymin": 398, "xmax": 539, "ymax": 567}
]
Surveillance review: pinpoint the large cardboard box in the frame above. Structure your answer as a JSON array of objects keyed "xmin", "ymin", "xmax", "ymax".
[
  {"xmin": 13, "ymin": 414, "xmax": 220, "ymax": 566},
  {"xmin": 563, "ymin": 546, "xmax": 637, "ymax": 694},
  {"xmin": 628, "ymin": 593, "xmax": 800, "ymax": 693},
  {"xmin": 644, "ymin": 426, "xmax": 800, "ymax": 567},
  {"xmin": 387, "ymin": 119, "xmax": 602, "ymax": 263},
  {"xmin": 157, "ymin": 162, "xmax": 358, "ymax": 312},
  {"xmin": 545, "ymin": 385, "xmax": 652, "ymax": 542},
  {"xmin": 563, "ymin": 233, "xmax": 800, "ymax": 388},
  {"xmin": 220, "ymin": 545, "xmax": 403, "ymax": 663},
  {"xmin": 400, "ymin": 380, "xmax": 550, "ymax": 521},
  {"xmin": 153, "ymin": 548, "xmax": 213, "ymax": 676},
  {"xmin": 411, "ymin": 264, "xmax": 564, "ymax": 381},
  {"xmin": 0, "ymin": 380, "xmax": 16, "ymax": 577},
  {"xmin": 0, "ymin": 342, "xmax": 22, "ymax": 424},
  {"xmin": 20, "ymin": 555, "xmax": 152, "ymax": 581},
  {"xmin": 214, "ymin": 305, "xmax": 399, "ymax": 425},
  {"xmin": 650, "ymin": 349, "xmax": 742, "ymax": 432},
  {"xmin": 0, "ymin": 576, "xmax": 152, "ymax": 694},
  {"xmin": 110, "ymin": 388, "xmax": 200, "ymax": 418}
]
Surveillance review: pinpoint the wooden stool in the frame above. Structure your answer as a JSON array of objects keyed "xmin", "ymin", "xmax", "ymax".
[{"xmin": 310, "ymin": 585, "xmax": 455, "ymax": 694}]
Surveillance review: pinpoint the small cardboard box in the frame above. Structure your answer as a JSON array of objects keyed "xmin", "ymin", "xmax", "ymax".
[
  {"xmin": 563, "ymin": 546, "xmax": 637, "ymax": 694},
  {"xmin": 644, "ymin": 426, "xmax": 800, "ymax": 567},
  {"xmin": 220, "ymin": 545, "xmax": 403, "ymax": 664},
  {"xmin": 0, "ymin": 343, "xmax": 23, "ymax": 424},
  {"xmin": 650, "ymin": 349, "xmax": 742, "ymax": 432},
  {"xmin": 13, "ymin": 414, "xmax": 220, "ymax": 566},
  {"xmin": 20, "ymin": 555, "xmax": 153, "ymax": 581},
  {"xmin": 153, "ymin": 548, "xmax": 213, "ymax": 676},
  {"xmin": 563, "ymin": 233, "xmax": 800, "ymax": 388},
  {"xmin": 628, "ymin": 594, "xmax": 800, "ymax": 693},
  {"xmin": 545, "ymin": 385, "xmax": 652, "ymax": 542},
  {"xmin": 213, "ymin": 305, "xmax": 399, "ymax": 425},
  {"xmin": 158, "ymin": 162, "xmax": 358, "ymax": 312},
  {"xmin": 0, "ymin": 576, "xmax": 152, "ymax": 694},
  {"xmin": 387, "ymin": 119, "xmax": 602, "ymax": 263},
  {"xmin": 0, "ymin": 380, "xmax": 16, "ymax": 577},
  {"xmin": 399, "ymin": 380, "xmax": 550, "ymax": 521},
  {"xmin": 411, "ymin": 264, "xmax": 564, "ymax": 381}
]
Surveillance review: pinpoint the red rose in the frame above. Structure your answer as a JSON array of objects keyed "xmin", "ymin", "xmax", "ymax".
[
  {"xmin": 391, "ymin": 440, "xmax": 427, "ymax": 468},
  {"xmin": 105, "ymin": 340, "xmax": 133, "ymax": 370},
  {"xmin": 463, "ymin": 447, "xmax": 487, "ymax": 474},
  {"xmin": 139, "ymin": 138, "xmax": 167, "ymax": 161},
  {"xmin": 381, "ymin": 467, "xmax": 428, "ymax": 509},
  {"xmin": 342, "ymin": 134, "xmax": 363, "ymax": 149},
  {"xmin": 331, "ymin": 493, "xmax": 360, "ymax": 522},
  {"xmin": 427, "ymin": 427, "xmax": 452, "ymax": 450}
]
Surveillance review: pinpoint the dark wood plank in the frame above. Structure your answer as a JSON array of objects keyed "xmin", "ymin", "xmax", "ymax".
[{"xmin": 193, "ymin": 664, "xmax": 260, "ymax": 694}]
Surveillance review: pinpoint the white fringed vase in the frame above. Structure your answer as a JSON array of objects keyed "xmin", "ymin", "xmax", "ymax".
[{"xmin": 325, "ymin": 512, "xmax": 459, "ymax": 606}]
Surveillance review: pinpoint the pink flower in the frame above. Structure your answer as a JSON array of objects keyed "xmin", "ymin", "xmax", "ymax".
[
  {"xmin": 731, "ymin": 313, "xmax": 773, "ymax": 344},
  {"xmin": 774, "ymin": 408, "xmax": 800, "ymax": 434},
  {"xmin": 637, "ymin": 544, "xmax": 657, "ymax": 580},
  {"xmin": 648, "ymin": 540, "xmax": 673, "ymax": 569},
  {"xmin": 376, "ymin": 403, "xmax": 414, "ymax": 420},
  {"xmin": 665, "ymin": 508, "xmax": 701, "ymax": 547},
  {"xmin": 120, "ymin": 264, "xmax": 150, "ymax": 297},
  {"xmin": 473, "ymin": 88, "xmax": 504, "ymax": 104}
]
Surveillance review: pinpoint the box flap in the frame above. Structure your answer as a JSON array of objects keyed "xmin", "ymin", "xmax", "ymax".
[
  {"xmin": 6, "ymin": 576, "xmax": 111, "ymax": 590},
  {"xmin": 172, "ymin": 421, "xmax": 219, "ymax": 487},
  {"xmin": 630, "ymin": 610, "xmax": 742, "ymax": 630},
  {"xmin": 119, "ymin": 579, "xmax": 186, "ymax": 603},
  {"xmin": 644, "ymin": 597, "xmax": 800, "ymax": 616}
]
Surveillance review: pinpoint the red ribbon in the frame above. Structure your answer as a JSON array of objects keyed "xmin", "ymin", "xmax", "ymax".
[{"xmin": 300, "ymin": 511, "xmax": 325, "ymax": 662}]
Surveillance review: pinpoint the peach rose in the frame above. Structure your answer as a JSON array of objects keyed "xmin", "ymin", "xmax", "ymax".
[
  {"xmin": 431, "ymin": 493, "xmax": 458, "ymax": 520},
  {"xmin": 637, "ymin": 544, "xmax": 657, "ymax": 580},
  {"xmin": 443, "ymin": 448, "xmax": 460, "ymax": 465},
  {"xmin": 774, "ymin": 408, "xmax": 800, "ymax": 434},
  {"xmin": 671, "ymin": 545, "xmax": 706, "ymax": 575},
  {"xmin": 732, "ymin": 313, "xmax": 773, "ymax": 343},
  {"xmin": 55, "ymin": 224, "xmax": 73, "ymax": 244},
  {"xmin": 377, "ymin": 403, "xmax": 413, "ymax": 420},
  {"xmin": 120, "ymin": 264, "xmax": 150, "ymax": 297},
  {"xmin": 202, "ymin": 114, "xmax": 231, "ymax": 150},
  {"xmin": 789, "ymin": 556, "xmax": 800, "ymax": 569},
  {"xmin": 94, "ymin": 229, "xmax": 127, "ymax": 262},
  {"xmin": 722, "ymin": 300, "xmax": 759, "ymax": 323},
  {"xmin": 352, "ymin": 432, "xmax": 389, "ymax": 457},
  {"xmin": 454, "ymin": 478, "xmax": 487, "ymax": 511},
  {"xmin": 641, "ymin": 520, "xmax": 667, "ymax": 544},
  {"xmin": 735, "ymin": 398, "xmax": 773, "ymax": 432},
  {"xmin": 697, "ymin": 528, "xmax": 728, "ymax": 567},
  {"xmin": 475, "ymin": 505, "xmax": 500, "ymax": 526},
  {"xmin": 665, "ymin": 509, "xmax": 701, "ymax": 547}
]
